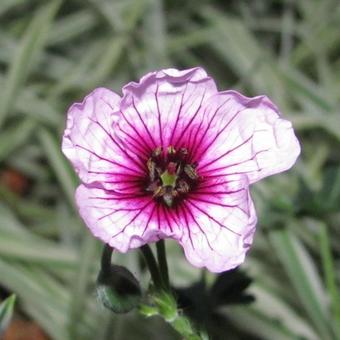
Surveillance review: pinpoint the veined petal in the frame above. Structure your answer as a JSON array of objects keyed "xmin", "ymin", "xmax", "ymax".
[
  {"xmin": 116, "ymin": 67, "xmax": 218, "ymax": 150},
  {"xmin": 194, "ymin": 91, "xmax": 300, "ymax": 184},
  {"xmin": 76, "ymin": 185, "xmax": 184, "ymax": 252},
  {"xmin": 177, "ymin": 174, "xmax": 256, "ymax": 272},
  {"xmin": 62, "ymin": 88, "xmax": 146, "ymax": 191},
  {"xmin": 76, "ymin": 173, "xmax": 255, "ymax": 272}
]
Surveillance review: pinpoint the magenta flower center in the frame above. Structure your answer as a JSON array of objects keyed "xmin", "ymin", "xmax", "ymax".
[{"xmin": 145, "ymin": 146, "xmax": 200, "ymax": 208}]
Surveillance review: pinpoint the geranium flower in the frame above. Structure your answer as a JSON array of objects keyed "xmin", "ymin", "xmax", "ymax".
[{"xmin": 62, "ymin": 67, "xmax": 300, "ymax": 272}]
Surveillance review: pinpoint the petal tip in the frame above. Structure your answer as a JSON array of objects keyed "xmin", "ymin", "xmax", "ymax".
[{"xmin": 122, "ymin": 66, "xmax": 217, "ymax": 97}]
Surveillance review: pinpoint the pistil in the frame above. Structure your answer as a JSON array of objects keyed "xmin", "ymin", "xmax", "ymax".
[
  {"xmin": 160, "ymin": 170, "xmax": 177, "ymax": 188},
  {"xmin": 145, "ymin": 146, "xmax": 199, "ymax": 208}
]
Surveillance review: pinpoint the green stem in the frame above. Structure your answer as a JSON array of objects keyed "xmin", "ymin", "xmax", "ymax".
[
  {"xmin": 156, "ymin": 240, "xmax": 170, "ymax": 290},
  {"xmin": 138, "ymin": 243, "xmax": 207, "ymax": 339},
  {"xmin": 140, "ymin": 291, "xmax": 207, "ymax": 340},
  {"xmin": 101, "ymin": 244, "xmax": 113, "ymax": 274},
  {"xmin": 171, "ymin": 315, "xmax": 205, "ymax": 340},
  {"xmin": 140, "ymin": 244, "xmax": 162, "ymax": 290}
]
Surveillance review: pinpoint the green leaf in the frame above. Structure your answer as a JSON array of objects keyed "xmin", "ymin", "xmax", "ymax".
[
  {"xmin": 0, "ymin": 227, "xmax": 76, "ymax": 269},
  {"xmin": 68, "ymin": 235, "xmax": 98, "ymax": 339},
  {"xmin": 0, "ymin": 0, "xmax": 27, "ymax": 16},
  {"xmin": 269, "ymin": 228, "xmax": 332, "ymax": 339},
  {"xmin": 226, "ymin": 305, "xmax": 297, "ymax": 340},
  {"xmin": 201, "ymin": 6, "xmax": 287, "ymax": 108},
  {"xmin": 37, "ymin": 128, "xmax": 77, "ymax": 210},
  {"xmin": 0, "ymin": 258, "xmax": 68, "ymax": 340},
  {"xmin": 319, "ymin": 224, "xmax": 340, "ymax": 338},
  {"xmin": 142, "ymin": 0, "xmax": 168, "ymax": 68},
  {"xmin": 0, "ymin": 118, "xmax": 36, "ymax": 162},
  {"xmin": 84, "ymin": 37, "xmax": 127, "ymax": 89},
  {"xmin": 249, "ymin": 283, "xmax": 318, "ymax": 339},
  {"xmin": 48, "ymin": 9, "xmax": 96, "ymax": 46},
  {"xmin": 0, "ymin": 0, "xmax": 61, "ymax": 129},
  {"xmin": 0, "ymin": 294, "xmax": 16, "ymax": 335}
]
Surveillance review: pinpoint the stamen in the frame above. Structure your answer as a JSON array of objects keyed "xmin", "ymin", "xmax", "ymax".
[
  {"xmin": 146, "ymin": 181, "xmax": 159, "ymax": 192},
  {"xmin": 167, "ymin": 146, "xmax": 176, "ymax": 155},
  {"xmin": 152, "ymin": 146, "xmax": 163, "ymax": 158},
  {"xmin": 184, "ymin": 164, "xmax": 199, "ymax": 180},
  {"xmin": 153, "ymin": 186, "xmax": 165, "ymax": 198},
  {"xmin": 147, "ymin": 159, "xmax": 156, "ymax": 180},
  {"xmin": 177, "ymin": 180, "xmax": 190, "ymax": 193},
  {"xmin": 145, "ymin": 146, "xmax": 200, "ymax": 207}
]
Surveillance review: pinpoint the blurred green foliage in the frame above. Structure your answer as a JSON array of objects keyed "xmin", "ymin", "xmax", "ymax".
[
  {"xmin": 0, "ymin": 294, "xmax": 16, "ymax": 334},
  {"xmin": 0, "ymin": 0, "xmax": 339, "ymax": 339}
]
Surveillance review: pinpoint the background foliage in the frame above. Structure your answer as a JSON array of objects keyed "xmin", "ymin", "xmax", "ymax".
[{"xmin": 0, "ymin": 0, "xmax": 340, "ymax": 339}]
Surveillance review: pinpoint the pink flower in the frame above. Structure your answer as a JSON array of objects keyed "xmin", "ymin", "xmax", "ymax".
[{"xmin": 62, "ymin": 67, "xmax": 300, "ymax": 272}]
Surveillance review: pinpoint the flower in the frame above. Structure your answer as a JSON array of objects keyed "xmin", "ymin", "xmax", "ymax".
[{"xmin": 62, "ymin": 67, "xmax": 300, "ymax": 272}]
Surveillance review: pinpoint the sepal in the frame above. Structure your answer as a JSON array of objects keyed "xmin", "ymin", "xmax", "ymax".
[{"xmin": 96, "ymin": 265, "xmax": 141, "ymax": 314}]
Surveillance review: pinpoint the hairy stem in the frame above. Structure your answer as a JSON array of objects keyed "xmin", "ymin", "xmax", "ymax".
[
  {"xmin": 140, "ymin": 291, "xmax": 208, "ymax": 340},
  {"xmin": 139, "ymin": 243, "xmax": 207, "ymax": 339}
]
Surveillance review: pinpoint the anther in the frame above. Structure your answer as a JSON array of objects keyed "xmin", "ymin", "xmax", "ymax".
[
  {"xmin": 167, "ymin": 146, "xmax": 176, "ymax": 155},
  {"xmin": 146, "ymin": 181, "xmax": 159, "ymax": 192},
  {"xmin": 147, "ymin": 159, "xmax": 157, "ymax": 181},
  {"xmin": 184, "ymin": 164, "xmax": 199, "ymax": 180},
  {"xmin": 177, "ymin": 180, "xmax": 190, "ymax": 193},
  {"xmin": 153, "ymin": 186, "xmax": 166, "ymax": 198},
  {"xmin": 146, "ymin": 146, "xmax": 200, "ymax": 207},
  {"xmin": 152, "ymin": 146, "xmax": 163, "ymax": 158}
]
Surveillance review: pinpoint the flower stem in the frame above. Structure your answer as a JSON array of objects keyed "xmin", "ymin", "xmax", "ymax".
[
  {"xmin": 140, "ymin": 244, "xmax": 162, "ymax": 290},
  {"xmin": 140, "ymin": 291, "xmax": 208, "ymax": 340},
  {"xmin": 101, "ymin": 244, "xmax": 113, "ymax": 273},
  {"xmin": 156, "ymin": 240, "xmax": 170, "ymax": 291}
]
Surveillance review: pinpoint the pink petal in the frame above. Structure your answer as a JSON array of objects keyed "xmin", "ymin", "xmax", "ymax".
[
  {"xmin": 193, "ymin": 91, "xmax": 300, "ymax": 184},
  {"xmin": 76, "ymin": 174, "xmax": 256, "ymax": 273},
  {"xmin": 75, "ymin": 185, "xmax": 184, "ymax": 252},
  {"xmin": 177, "ymin": 174, "xmax": 257, "ymax": 272},
  {"xmin": 62, "ymin": 88, "xmax": 146, "ymax": 192},
  {"xmin": 115, "ymin": 67, "xmax": 218, "ymax": 151}
]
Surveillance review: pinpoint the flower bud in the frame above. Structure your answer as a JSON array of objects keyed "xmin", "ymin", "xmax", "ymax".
[{"xmin": 96, "ymin": 265, "xmax": 141, "ymax": 314}]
